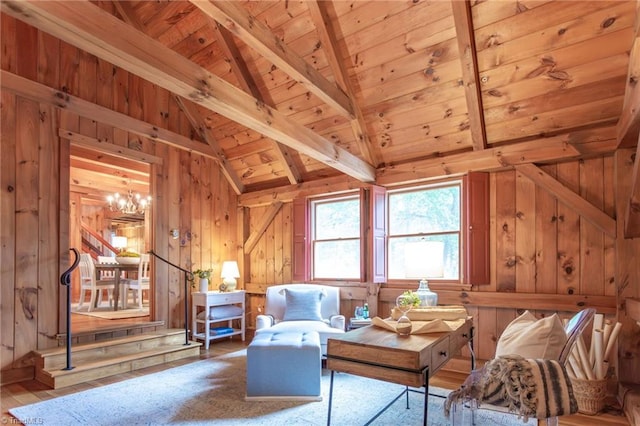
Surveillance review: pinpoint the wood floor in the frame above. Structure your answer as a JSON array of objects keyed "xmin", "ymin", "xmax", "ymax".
[{"xmin": 1, "ymin": 337, "xmax": 630, "ymax": 426}]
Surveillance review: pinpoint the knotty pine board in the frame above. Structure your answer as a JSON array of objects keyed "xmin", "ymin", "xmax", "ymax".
[{"xmin": 556, "ymin": 161, "xmax": 582, "ymax": 295}]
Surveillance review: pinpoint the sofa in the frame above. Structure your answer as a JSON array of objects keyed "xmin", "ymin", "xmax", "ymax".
[{"xmin": 255, "ymin": 284, "xmax": 346, "ymax": 355}]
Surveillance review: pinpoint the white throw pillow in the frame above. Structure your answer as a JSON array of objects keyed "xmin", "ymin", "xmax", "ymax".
[
  {"xmin": 495, "ymin": 311, "xmax": 567, "ymax": 360},
  {"xmin": 196, "ymin": 305, "xmax": 243, "ymax": 320},
  {"xmin": 281, "ymin": 288, "xmax": 325, "ymax": 321}
]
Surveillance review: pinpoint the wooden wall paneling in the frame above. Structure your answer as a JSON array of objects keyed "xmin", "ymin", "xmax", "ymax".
[
  {"xmin": 78, "ymin": 50, "xmax": 97, "ymax": 138},
  {"xmin": 475, "ymin": 307, "xmax": 498, "ymax": 360},
  {"xmin": 272, "ymin": 207, "xmax": 283, "ymax": 284},
  {"xmin": 190, "ymin": 154, "xmax": 202, "ymax": 275},
  {"xmin": 37, "ymin": 32, "xmax": 59, "ymax": 88},
  {"xmin": 1, "ymin": 92, "xmax": 17, "ymax": 370},
  {"xmin": 177, "ymin": 149, "xmax": 192, "ymax": 329},
  {"xmin": 486, "ymin": 171, "xmax": 497, "ymax": 291},
  {"xmin": 250, "ymin": 206, "xmax": 267, "ymax": 284},
  {"xmin": 15, "ymin": 19, "xmax": 37, "ymax": 81},
  {"xmin": 580, "ymin": 157, "xmax": 605, "ymax": 296},
  {"xmin": 603, "ymin": 156, "xmax": 617, "ymax": 297},
  {"xmin": 556, "ymin": 161, "xmax": 581, "ymax": 295},
  {"xmin": 152, "ymin": 89, "xmax": 175, "ymax": 325},
  {"xmin": 96, "ymin": 58, "xmax": 113, "ymax": 143},
  {"xmin": 281, "ymin": 202, "xmax": 293, "ymax": 284},
  {"xmin": 1, "ymin": 14, "xmax": 17, "ymax": 72},
  {"xmin": 615, "ymin": 149, "xmax": 640, "ymax": 384},
  {"xmin": 536, "ymin": 164, "xmax": 558, "ymax": 294},
  {"xmin": 37, "ymin": 103, "xmax": 60, "ymax": 349},
  {"xmin": 494, "ymin": 170, "xmax": 516, "ymax": 292},
  {"xmin": 200, "ymin": 157, "xmax": 214, "ymax": 280},
  {"xmin": 515, "ymin": 169, "xmax": 536, "ymax": 293},
  {"xmin": 15, "ymin": 97, "xmax": 39, "ymax": 365},
  {"xmin": 112, "ymin": 66, "xmax": 129, "ymax": 124},
  {"xmin": 264, "ymin": 208, "xmax": 276, "ymax": 286}
]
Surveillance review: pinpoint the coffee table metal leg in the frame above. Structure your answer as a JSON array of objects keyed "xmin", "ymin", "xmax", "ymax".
[
  {"xmin": 423, "ymin": 370, "xmax": 429, "ymax": 426},
  {"xmin": 327, "ymin": 370, "xmax": 334, "ymax": 426}
]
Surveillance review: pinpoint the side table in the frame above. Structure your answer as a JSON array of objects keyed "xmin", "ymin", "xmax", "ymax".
[
  {"xmin": 192, "ymin": 290, "xmax": 245, "ymax": 349},
  {"xmin": 348, "ymin": 317, "xmax": 372, "ymax": 330}
]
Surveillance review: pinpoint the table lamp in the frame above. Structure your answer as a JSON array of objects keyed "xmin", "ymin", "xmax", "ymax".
[
  {"xmin": 220, "ymin": 261, "xmax": 240, "ymax": 292},
  {"xmin": 404, "ymin": 241, "xmax": 444, "ymax": 307}
]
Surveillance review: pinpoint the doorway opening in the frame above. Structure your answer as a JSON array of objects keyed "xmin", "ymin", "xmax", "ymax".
[{"xmin": 69, "ymin": 144, "xmax": 152, "ymax": 333}]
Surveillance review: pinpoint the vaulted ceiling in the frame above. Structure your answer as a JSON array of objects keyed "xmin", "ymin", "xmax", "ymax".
[{"xmin": 2, "ymin": 1, "xmax": 640, "ymax": 232}]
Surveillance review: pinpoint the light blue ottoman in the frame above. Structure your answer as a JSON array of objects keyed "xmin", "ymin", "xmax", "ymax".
[{"xmin": 246, "ymin": 331, "xmax": 322, "ymax": 401}]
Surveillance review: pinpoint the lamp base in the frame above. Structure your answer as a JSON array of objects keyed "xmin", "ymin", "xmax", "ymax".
[{"xmin": 222, "ymin": 277, "xmax": 237, "ymax": 292}]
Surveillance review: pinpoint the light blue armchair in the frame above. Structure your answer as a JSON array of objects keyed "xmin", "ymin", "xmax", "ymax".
[{"xmin": 255, "ymin": 284, "xmax": 346, "ymax": 355}]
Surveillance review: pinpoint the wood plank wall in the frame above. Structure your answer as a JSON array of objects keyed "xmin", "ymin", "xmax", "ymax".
[
  {"xmin": 242, "ymin": 158, "xmax": 640, "ymax": 381},
  {"xmin": 2, "ymin": 13, "xmax": 639, "ymax": 387},
  {"xmin": 0, "ymin": 15, "xmax": 238, "ymax": 383}
]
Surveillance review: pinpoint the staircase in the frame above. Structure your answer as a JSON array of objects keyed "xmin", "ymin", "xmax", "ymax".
[{"xmin": 35, "ymin": 328, "xmax": 202, "ymax": 389}]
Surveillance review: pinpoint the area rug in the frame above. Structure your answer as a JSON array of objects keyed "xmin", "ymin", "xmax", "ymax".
[
  {"xmin": 72, "ymin": 304, "xmax": 149, "ymax": 320},
  {"xmin": 9, "ymin": 350, "xmax": 535, "ymax": 425}
]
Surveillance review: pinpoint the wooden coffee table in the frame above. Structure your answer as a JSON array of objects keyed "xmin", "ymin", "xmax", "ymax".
[{"xmin": 326, "ymin": 317, "xmax": 474, "ymax": 425}]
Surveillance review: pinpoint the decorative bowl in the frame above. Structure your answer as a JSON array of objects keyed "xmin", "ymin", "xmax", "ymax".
[{"xmin": 115, "ymin": 256, "xmax": 140, "ymax": 265}]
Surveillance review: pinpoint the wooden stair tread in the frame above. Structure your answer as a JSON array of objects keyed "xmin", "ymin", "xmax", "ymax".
[
  {"xmin": 41, "ymin": 341, "xmax": 202, "ymax": 378},
  {"xmin": 61, "ymin": 320, "xmax": 165, "ymax": 339},
  {"xmin": 38, "ymin": 328, "xmax": 188, "ymax": 357}
]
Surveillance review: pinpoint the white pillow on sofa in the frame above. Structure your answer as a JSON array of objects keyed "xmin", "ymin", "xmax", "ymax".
[
  {"xmin": 281, "ymin": 288, "xmax": 325, "ymax": 321},
  {"xmin": 495, "ymin": 311, "xmax": 567, "ymax": 360}
]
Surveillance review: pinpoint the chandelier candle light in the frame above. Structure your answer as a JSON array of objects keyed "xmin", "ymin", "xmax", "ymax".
[
  {"xmin": 107, "ymin": 190, "xmax": 151, "ymax": 215},
  {"xmin": 404, "ymin": 241, "xmax": 445, "ymax": 307}
]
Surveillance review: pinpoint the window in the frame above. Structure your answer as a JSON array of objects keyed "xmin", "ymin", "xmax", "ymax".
[
  {"xmin": 293, "ymin": 173, "xmax": 488, "ymax": 285},
  {"xmin": 387, "ymin": 182, "xmax": 462, "ymax": 281},
  {"xmin": 310, "ymin": 195, "xmax": 361, "ymax": 280}
]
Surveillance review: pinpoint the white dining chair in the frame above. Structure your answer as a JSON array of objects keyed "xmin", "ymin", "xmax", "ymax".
[
  {"xmin": 122, "ymin": 253, "xmax": 150, "ymax": 310},
  {"xmin": 78, "ymin": 253, "xmax": 116, "ymax": 311}
]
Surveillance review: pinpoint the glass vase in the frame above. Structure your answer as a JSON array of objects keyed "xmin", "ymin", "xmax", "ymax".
[{"xmin": 416, "ymin": 280, "xmax": 438, "ymax": 307}]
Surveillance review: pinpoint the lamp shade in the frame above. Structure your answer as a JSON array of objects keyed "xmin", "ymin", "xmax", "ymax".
[
  {"xmin": 220, "ymin": 261, "xmax": 240, "ymax": 279},
  {"xmin": 112, "ymin": 236, "xmax": 128, "ymax": 250},
  {"xmin": 404, "ymin": 241, "xmax": 444, "ymax": 278}
]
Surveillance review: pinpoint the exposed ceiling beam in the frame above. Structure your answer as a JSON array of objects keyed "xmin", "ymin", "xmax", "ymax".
[
  {"xmin": 376, "ymin": 125, "xmax": 618, "ymax": 185},
  {"xmin": 1, "ymin": 1, "xmax": 375, "ymax": 183},
  {"xmin": 450, "ymin": 0, "xmax": 487, "ymax": 151},
  {"xmin": 617, "ymin": 1, "xmax": 640, "ymax": 149},
  {"xmin": 1, "ymin": 70, "xmax": 215, "ymax": 159},
  {"xmin": 190, "ymin": 0, "xmax": 354, "ymax": 119},
  {"xmin": 113, "ymin": 0, "xmax": 245, "ymax": 195},
  {"xmin": 515, "ymin": 163, "xmax": 616, "ymax": 238},
  {"xmin": 60, "ymin": 129, "xmax": 163, "ymax": 165},
  {"xmin": 212, "ymin": 21, "xmax": 302, "ymax": 185},
  {"xmin": 238, "ymin": 175, "xmax": 372, "ymax": 208},
  {"xmin": 307, "ymin": 1, "xmax": 379, "ymax": 166},
  {"xmin": 175, "ymin": 97, "xmax": 245, "ymax": 195}
]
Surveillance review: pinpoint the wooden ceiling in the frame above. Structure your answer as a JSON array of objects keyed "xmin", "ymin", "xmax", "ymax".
[{"xmin": 3, "ymin": 1, "xmax": 640, "ymax": 230}]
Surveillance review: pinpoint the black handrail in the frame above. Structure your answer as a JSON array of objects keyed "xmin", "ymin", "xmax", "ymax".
[
  {"xmin": 148, "ymin": 250, "xmax": 193, "ymax": 346},
  {"xmin": 60, "ymin": 248, "xmax": 80, "ymax": 371}
]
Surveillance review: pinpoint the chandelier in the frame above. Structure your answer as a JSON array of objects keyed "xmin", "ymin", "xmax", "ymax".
[{"xmin": 106, "ymin": 190, "xmax": 151, "ymax": 215}]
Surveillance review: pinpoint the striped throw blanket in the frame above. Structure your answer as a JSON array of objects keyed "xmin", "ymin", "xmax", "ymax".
[{"xmin": 444, "ymin": 355, "xmax": 578, "ymax": 421}]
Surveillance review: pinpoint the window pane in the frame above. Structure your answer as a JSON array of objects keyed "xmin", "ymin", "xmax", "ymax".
[
  {"xmin": 388, "ymin": 235, "xmax": 459, "ymax": 280},
  {"xmin": 389, "ymin": 186, "xmax": 460, "ymax": 235},
  {"xmin": 314, "ymin": 198, "xmax": 360, "ymax": 239},
  {"xmin": 313, "ymin": 240, "xmax": 360, "ymax": 279}
]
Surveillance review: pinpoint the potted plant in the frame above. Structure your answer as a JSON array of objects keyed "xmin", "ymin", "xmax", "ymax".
[{"xmin": 192, "ymin": 268, "xmax": 213, "ymax": 293}]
